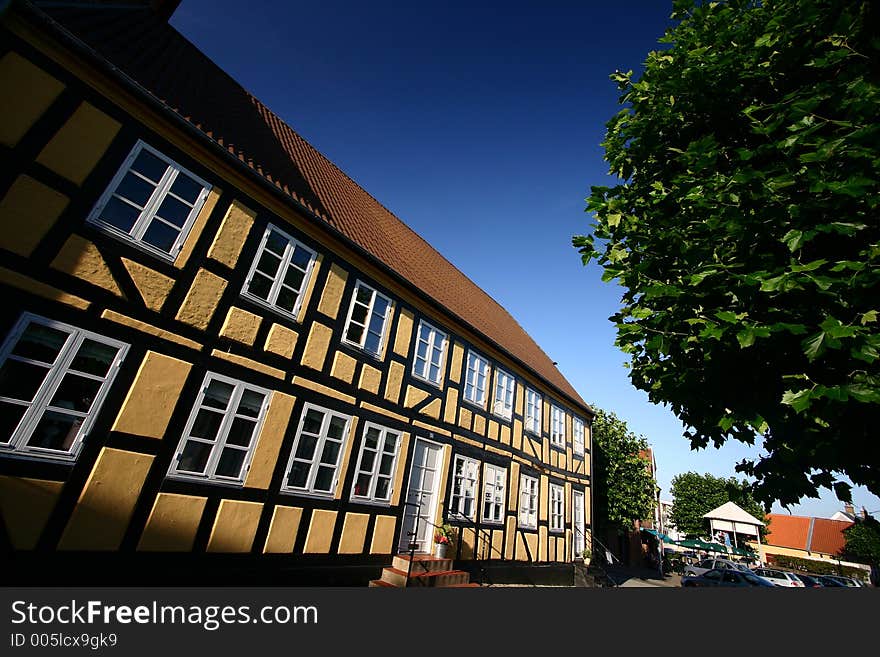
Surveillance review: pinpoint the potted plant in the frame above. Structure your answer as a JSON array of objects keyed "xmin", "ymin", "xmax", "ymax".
[
  {"xmin": 433, "ymin": 523, "xmax": 455, "ymax": 558},
  {"xmin": 581, "ymin": 547, "xmax": 592, "ymax": 566}
]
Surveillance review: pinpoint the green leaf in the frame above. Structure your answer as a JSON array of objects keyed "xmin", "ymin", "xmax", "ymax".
[
  {"xmin": 715, "ymin": 311, "xmax": 738, "ymax": 323},
  {"xmin": 781, "ymin": 389, "xmax": 812, "ymax": 412},
  {"xmin": 860, "ymin": 311, "xmax": 878, "ymax": 325},
  {"xmin": 782, "ymin": 229, "xmax": 804, "ymax": 251}
]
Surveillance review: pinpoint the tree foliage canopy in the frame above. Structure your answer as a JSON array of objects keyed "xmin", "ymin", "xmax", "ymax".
[
  {"xmin": 842, "ymin": 516, "xmax": 880, "ymax": 565},
  {"xmin": 574, "ymin": 0, "xmax": 880, "ymax": 506},
  {"xmin": 591, "ymin": 406, "xmax": 658, "ymax": 533},
  {"xmin": 669, "ymin": 471, "xmax": 767, "ymax": 539}
]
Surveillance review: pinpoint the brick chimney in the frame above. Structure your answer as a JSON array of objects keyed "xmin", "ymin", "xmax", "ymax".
[{"xmin": 845, "ymin": 503, "xmax": 855, "ymax": 516}]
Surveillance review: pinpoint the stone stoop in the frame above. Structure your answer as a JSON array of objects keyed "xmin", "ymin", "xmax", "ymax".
[{"xmin": 369, "ymin": 555, "xmax": 480, "ymax": 588}]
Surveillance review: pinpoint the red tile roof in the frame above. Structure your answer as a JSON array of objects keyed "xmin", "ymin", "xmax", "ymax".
[
  {"xmin": 36, "ymin": 3, "xmax": 588, "ymax": 411},
  {"xmin": 765, "ymin": 514, "xmax": 852, "ymax": 555}
]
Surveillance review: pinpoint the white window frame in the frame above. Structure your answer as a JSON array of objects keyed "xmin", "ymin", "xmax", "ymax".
[
  {"xmin": 341, "ymin": 280, "xmax": 393, "ymax": 358},
  {"xmin": 450, "ymin": 454, "xmax": 480, "ymax": 521},
  {"xmin": 519, "ymin": 474, "xmax": 538, "ymax": 529},
  {"xmin": 412, "ymin": 319, "xmax": 447, "ymax": 387},
  {"xmin": 551, "ymin": 404, "xmax": 566, "ymax": 448},
  {"xmin": 525, "ymin": 387, "xmax": 542, "ymax": 435},
  {"xmin": 550, "ymin": 483, "xmax": 565, "ymax": 533},
  {"xmin": 167, "ymin": 372, "xmax": 270, "ymax": 485},
  {"xmin": 241, "ymin": 223, "xmax": 318, "ymax": 320},
  {"xmin": 481, "ymin": 463, "xmax": 507, "ymax": 525},
  {"xmin": 492, "ymin": 367, "xmax": 515, "ymax": 420},
  {"xmin": 86, "ymin": 140, "xmax": 211, "ymax": 261},
  {"xmin": 573, "ymin": 416, "xmax": 585, "ymax": 457},
  {"xmin": 281, "ymin": 403, "xmax": 353, "ymax": 498},
  {"xmin": 349, "ymin": 421, "xmax": 402, "ymax": 505},
  {"xmin": 0, "ymin": 313, "xmax": 128, "ymax": 462},
  {"xmin": 463, "ymin": 350, "xmax": 490, "ymax": 408}
]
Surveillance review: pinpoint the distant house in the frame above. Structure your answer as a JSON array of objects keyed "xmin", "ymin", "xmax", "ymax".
[{"xmin": 760, "ymin": 514, "xmax": 852, "ymax": 563}]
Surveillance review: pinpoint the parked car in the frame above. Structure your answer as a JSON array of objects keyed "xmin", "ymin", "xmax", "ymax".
[
  {"xmin": 682, "ymin": 568, "xmax": 775, "ymax": 588},
  {"xmin": 820, "ymin": 575, "xmax": 863, "ymax": 587},
  {"xmin": 753, "ymin": 567, "xmax": 805, "ymax": 588},
  {"xmin": 816, "ymin": 576, "xmax": 846, "ymax": 587},
  {"xmin": 793, "ymin": 573, "xmax": 823, "ymax": 588},
  {"xmin": 683, "ymin": 557, "xmax": 755, "ymax": 577}
]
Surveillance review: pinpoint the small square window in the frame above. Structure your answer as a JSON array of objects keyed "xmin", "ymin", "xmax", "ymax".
[
  {"xmin": 412, "ymin": 320, "xmax": 447, "ymax": 387},
  {"xmin": 87, "ymin": 141, "xmax": 211, "ymax": 260},
  {"xmin": 282, "ymin": 403, "xmax": 352, "ymax": 497},
  {"xmin": 342, "ymin": 281, "xmax": 393, "ymax": 357}
]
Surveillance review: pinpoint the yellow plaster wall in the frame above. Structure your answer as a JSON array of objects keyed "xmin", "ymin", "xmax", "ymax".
[
  {"xmin": 505, "ymin": 517, "xmax": 516, "ymax": 560},
  {"xmin": 52, "ymin": 235, "xmax": 124, "ymax": 297},
  {"xmin": 36, "ymin": 101, "xmax": 120, "ymax": 185},
  {"xmin": 420, "ymin": 398, "xmax": 441, "ymax": 420},
  {"xmin": 206, "ymin": 199, "xmax": 256, "ymax": 268},
  {"xmin": 392, "ymin": 308, "xmax": 414, "ymax": 357},
  {"xmin": 358, "ymin": 364, "xmax": 381, "ymax": 395},
  {"xmin": 338, "ymin": 512, "xmax": 370, "ymax": 554},
  {"xmin": 219, "ymin": 306, "xmax": 262, "ymax": 345},
  {"xmin": 0, "ymin": 266, "xmax": 89, "ymax": 310},
  {"xmin": 244, "ymin": 391, "xmax": 296, "ymax": 489},
  {"xmin": 112, "ymin": 351, "xmax": 192, "ymax": 439},
  {"xmin": 300, "ymin": 322, "xmax": 333, "ymax": 371},
  {"xmin": 59, "ymin": 448, "xmax": 154, "ymax": 550},
  {"xmin": 303, "ymin": 509, "xmax": 337, "ymax": 554},
  {"xmin": 175, "ymin": 268, "xmax": 227, "ymax": 330},
  {"xmin": 539, "ymin": 475, "xmax": 549, "ymax": 522},
  {"xmin": 0, "ymin": 476, "xmax": 63, "ymax": 549},
  {"xmin": 404, "ymin": 385, "xmax": 430, "ymax": 409},
  {"xmin": 206, "ymin": 500, "xmax": 263, "ymax": 552},
  {"xmin": 390, "ymin": 432, "xmax": 411, "ymax": 507},
  {"xmin": 0, "ymin": 52, "xmax": 64, "ymax": 147},
  {"xmin": 370, "ymin": 515, "xmax": 398, "ymax": 554},
  {"xmin": 264, "ymin": 323, "xmax": 298, "ymax": 359},
  {"xmin": 459, "ymin": 526, "xmax": 476, "ymax": 560},
  {"xmin": 121, "ymin": 258, "xmax": 175, "ymax": 313},
  {"xmin": 137, "ymin": 493, "xmax": 207, "ymax": 552},
  {"xmin": 384, "ymin": 360, "xmax": 405, "ymax": 404},
  {"xmin": 263, "ymin": 505, "xmax": 303, "ymax": 553},
  {"xmin": 317, "ymin": 263, "xmax": 348, "ymax": 318},
  {"xmin": 175, "ymin": 187, "xmax": 221, "ymax": 270},
  {"xmin": 330, "ymin": 351, "xmax": 357, "ymax": 384},
  {"xmin": 0, "ymin": 175, "xmax": 69, "ymax": 256},
  {"xmin": 449, "ymin": 342, "xmax": 464, "ymax": 384}
]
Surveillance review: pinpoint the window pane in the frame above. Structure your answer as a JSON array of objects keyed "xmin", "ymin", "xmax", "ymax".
[
  {"xmin": 142, "ymin": 220, "xmax": 180, "ymax": 253},
  {"xmin": 375, "ymin": 477, "xmax": 390, "ymax": 500},
  {"xmin": 365, "ymin": 428, "xmax": 381, "ymax": 450},
  {"xmin": 320, "ymin": 440, "xmax": 341, "ymax": 465},
  {"xmin": 354, "ymin": 473, "xmax": 371, "ymax": 497},
  {"xmin": 379, "ymin": 453, "xmax": 394, "ymax": 476},
  {"xmin": 327, "ymin": 416, "xmax": 346, "ymax": 440},
  {"xmin": 170, "ymin": 174, "xmax": 203, "ymax": 204},
  {"xmin": 303, "ymin": 409, "xmax": 323, "ymax": 435},
  {"xmin": 428, "ymin": 363, "xmax": 440, "ymax": 382},
  {"xmin": 237, "ymin": 390, "xmax": 264, "ymax": 418},
  {"xmin": 360, "ymin": 449, "xmax": 375, "ymax": 472},
  {"xmin": 131, "ymin": 149, "xmax": 167, "ymax": 182},
  {"xmin": 178, "ymin": 440, "xmax": 213, "ymax": 474},
  {"xmin": 70, "ymin": 339, "xmax": 117, "ymax": 377},
  {"xmin": 383, "ymin": 435, "xmax": 398, "ymax": 453},
  {"xmin": 256, "ymin": 251, "xmax": 282, "ymax": 278},
  {"xmin": 226, "ymin": 416, "xmax": 256, "ymax": 447},
  {"xmin": 295, "ymin": 433, "xmax": 318, "ymax": 460},
  {"xmin": 355, "ymin": 286, "xmax": 372, "ymax": 305},
  {"xmin": 313, "ymin": 466, "xmax": 334, "ymax": 491},
  {"xmin": 290, "ymin": 245, "xmax": 312, "ymax": 270},
  {"xmin": 0, "ymin": 359, "xmax": 50, "ymax": 402},
  {"xmin": 12, "ymin": 323, "xmax": 68, "ymax": 363},
  {"xmin": 264, "ymin": 230, "xmax": 288, "ymax": 256},
  {"xmin": 114, "ymin": 172, "xmax": 155, "ymax": 208},
  {"xmin": 345, "ymin": 323, "xmax": 364, "ymax": 345},
  {"xmin": 215, "ymin": 448, "xmax": 246, "ymax": 478},
  {"xmin": 0, "ymin": 402, "xmax": 27, "ymax": 444},
  {"xmin": 154, "ymin": 195, "xmax": 191, "ymax": 228},
  {"xmin": 351, "ymin": 304, "xmax": 368, "ymax": 324},
  {"xmin": 100, "ymin": 196, "xmax": 140, "ymax": 232},
  {"xmin": 283, "ymin": 266, "xmax": 305, "ymax": 291},
  {"xmin": 364, "ymin": 331, "xmax": 381, "ymax": 355},
  {"xmin": 190, "ymin": 409, "xmax": 223, "ymax": 440},
  {"xmin": 247, "ymin": 273, "xmax": 273, "ymax": 300},
  {"xmin": 203, "ymin": 380, "xmax": 234, "ymax": 410},
  {"xmin": 275, "ymin": 286, "xmax": 297, "ymax": 313},
  {"xmin": 48, "ymin": 373, "xmax": 102, "ymax": 413},
  {"xmin": 287, "ymin": 461, "xmax": 309, "ymax": 488},
  {"xmin": 26, "ymin": 411, "xmax": 82, "ymax": 452}
]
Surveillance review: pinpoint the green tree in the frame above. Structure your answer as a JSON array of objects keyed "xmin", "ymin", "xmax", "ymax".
[
  {"xmin": 574, "ymin": 0, "xmax": 880, "ymax": 507},
  {"xmin": 591, "ymin": 406, "xmax": 657, "ymax": 534},
  {"xmin": 842, "ymin": 516, "xmax": 880, "ymax": 565},
  {"xmin": 669, "ymin": 472, "xmax": 767, "ymax": 540}
]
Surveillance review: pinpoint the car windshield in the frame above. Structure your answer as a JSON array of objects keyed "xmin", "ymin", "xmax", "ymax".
[
  {"xmin": 732, "ymin": 563, "xmax": 752, "ymax": 572},
  {"xmin": 743, "ymin": 574, "xmax": 765, "ymax": 585}
]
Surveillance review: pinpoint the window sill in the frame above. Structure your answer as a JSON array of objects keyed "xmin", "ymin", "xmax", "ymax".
[
  {"xmin": 461, "ymin": 397, "xmax": 487, "ymax": 412},
  {"xmin": 411, "ymin": 372, "xmax": 443, "ymax": 390},
  {"xmin": 87, "ymin": 220, "xmax": 177, "ymax": 264},
  {"xmin": 0, "ymin": 447, "xmax": 78, "ymax": 465},
  {"xmin": 349, "ymin": 496, "xmax": 394, "ymax": 508},
  {"xmin": 240, "ymin": 291, "xmax": 304, "ymax": 325},
  {"xmin": 166, "ymin": 472, "xmax": 246, "ymax": 488}
]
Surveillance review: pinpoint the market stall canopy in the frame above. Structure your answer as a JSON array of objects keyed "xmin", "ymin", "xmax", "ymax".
[
  {"xmin": 640, "ymin": 528, "xmax": 674, "ymax": 542},
  {"xmin": 703, "ymin": 501, "xmax": 764, "ymax": 537}
]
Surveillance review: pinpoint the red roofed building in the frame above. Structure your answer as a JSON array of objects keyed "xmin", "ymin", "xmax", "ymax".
[{"xmin": 760, "ymin": 513, "xmax": 852, "ymax": 564}]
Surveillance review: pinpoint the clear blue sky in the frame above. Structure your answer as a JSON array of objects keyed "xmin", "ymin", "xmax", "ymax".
[{"xmin": 170, "ymin": 0, "xmax": 879, "ymax": 519}]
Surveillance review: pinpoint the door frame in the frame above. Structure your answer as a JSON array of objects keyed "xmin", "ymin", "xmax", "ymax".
[
  {"xmin": 572, "ymin": 488, "xmax": 585, "ymax": 561},
  {"xmin": 398, "ymin": 436, "xmax": 445, "ymax": 553}
]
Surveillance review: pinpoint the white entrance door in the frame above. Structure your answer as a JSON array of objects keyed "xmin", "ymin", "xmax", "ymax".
[
  {"xmin": 398, "ymin": 438, "xmax": 443, "ymax": 553},
  {"xmin": 572, "ymin": 489, "xmax": 585, "ymax": 560}
]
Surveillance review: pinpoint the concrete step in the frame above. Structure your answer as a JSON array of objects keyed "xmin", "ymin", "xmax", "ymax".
[
  {"xmin": 368, "ymin": 579, "xmax": 397, "ymax": 587},
  {"xmin": 392, "ymin": 554, "xmax": 453, "ymax": 574},
  {"xmin": 379, "ymin": 566, "xmax": 471, "ymax": 588}
]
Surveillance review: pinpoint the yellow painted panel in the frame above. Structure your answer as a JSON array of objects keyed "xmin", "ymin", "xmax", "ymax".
[
  {"xmin": 51, "ymin": 234, "xmax": 123, "ymax": 296},
  {"xmin": 500, "ymin": 424, "xmax": 511, "ymax": 446},
  {"xmin": 565, "ymin": 482, "xmax": 572, "ymax": 524},
  {"xmin": 206, "ymin": 199, "xmax": 256, "ymax": 268},
  {"xmin": 264, "ymin": 506, "xmax": 303, "ymax": 553},
  {"xmin": 206, "ymin": 500, "xmax": 263, "ymax": 552},
  {"xmin": 513, "ymin": 419, "xmax": 523, "ymax": 451},
  {"xmin": 211, "ymin": 349, "xmax": 285, "ymax": 380},
  {"xmin": 36, "ymin": 102, "xmax": 120, "ymax": 185},
  {"xmin": 526, "ymin": 532, "xmax": 539, "ymax": 562},
  {"xmin": 338, "ymin": 512, "xmax": 370, "ymax": 554},
  {"xmin": 292, "ymin": 376, "xmax": 356, "ymax": 404},
  {"xmin": 392, "ymin": 308, "xmax": 413, "ymax": 357},
  {"xmin": 0, "ymin": 476, "xmax": 63, "ymax": 549},
  {"xmin": 487, "ymin": 420, "xmax": 499, "ymax": 441},
  {"xmin": 112, "ymin": 351, "xmax": 191, "ymax": 438},
  {"xmin": 473, "ymin": 413, "xmax": 486, "ymax": 436},
  {"xmin": 360, "ymin": 401, "xmax": 407, "ymax": 424},
  {"xmin": 548, "ymin": 533, "xmax": 556, "ymax": 562},
  {"xmin": 538, "ymin": 526, "xmax": 548, "ymax": 562},
  {"xmin": 176, "ymin": 187, "xmax": 221, "ymax": 270},
  {"xmin": 101, "ymin": 310, "xmax": 201, "ymax": 350},
  {"xmin": 460, "ymin": 526, "xmax": 475, "ymax": 560},
  {"xmin": 121, "ymin": 258, "xmax": 175, "ymax": 313},
  {"xmin": 383, "ymin": 360, "xmax": 404, "ymax": 405},
  {"xmin": 330, "ymin": 351, "xmax": 357, "ymax": 384},
  {"xmin": 0, "ymin": 175, "xmax": 69, "ymax": 256},
  {"xmin": 296, "ymin": 254, "xmax": 323, "ymax": 323},
  {"xmin": 264, "ymin": 322, "xmax": 299, "ymax": 359},
  {"xmin": 59, "ymin": 448, "xmax": 154, "ymax": 550},
  {"xmin": 175, "ymin": 268, "xmax": 227, "ymax": 330},
  {"xmin": 492, "ymin": 529, "xmax": 504, "ymax": 560},
  {"xmin": 371, "ymin": 515, "xmax": 398, "ymax": 554},
  {"xmin": 0, "ymin": 52, "xmax": 64, "ymax": 147},
  {"xmin": 138, "ymin": 493, "xmax": 207, "ymax": 552},
  {"xmin": 358, "ymin": 364, "xmax": 381, "ymax": 395},
  {"xmin": 300, "ymin": 322, "xmax": 332, "ymax": 371},
  {"xmin": 317, "ymin": 263, "xmax": 348, "ymax": 318},
  {"xmin": 539, "ymin": 475, "xmax": 549, "ymax": 522},
  {"xmin": 412, "ymin": 420, "xmax": 450, "ymax": 437},
  {"xmin": 515, "ymin": 382, "xmax": 525, "ymax": 416},
  {"xmin": 505, "ymin": 517, "xmax": 516, "ymax": 560},
  {"xmin": 443, "ymin": 387, "xmax": 458, "ymax": 424},
  {"xmin": 458, "ymin": 406, "xmax": 472, "ymax": 431},
  {"xmin": 245, "ymin": 391, "xmax": 296, "ymax": 489},
  {"xmin": 219, "ymin": 306, "xmax": 262, "ymax": 345},
  {"xmin": 404, "ymin": 385, "xmax": 429, "ymax": 409},
  {"xmin": 0, "ymin": 266, "xmax": 89, "ymax": 310},
  {"xmin": 419, "ymin": 398, "xmax": 441, "ymax": 420},
  {"xmin": 508, "ymin": 461, "xmax": 520, "ymax": 511},
  {"xmin": 449, "ymin": 342, "xmax": 464, "ymax": 384},
  {"xmin": 303, "ymin": 509, "xmax": 337, "ymax": 554},
  {"xmin": 391, "ymin": 433, "xmax": 410, "ymax": 507}
]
